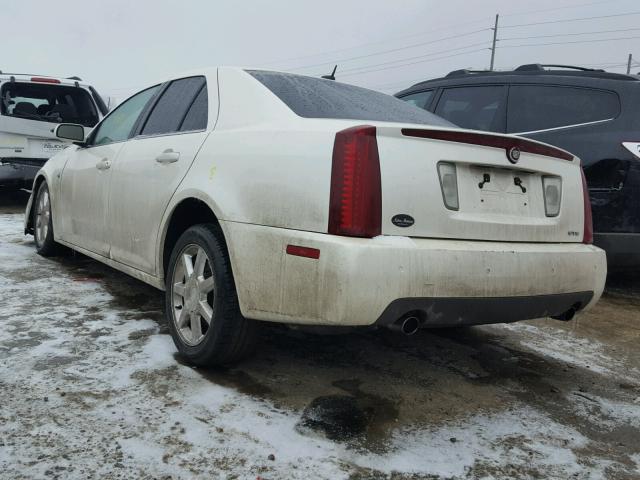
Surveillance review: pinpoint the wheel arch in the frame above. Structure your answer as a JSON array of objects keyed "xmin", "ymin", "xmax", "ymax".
[{"xmin": 158, "ymin": 192, "xmax": 229, "ymax": 283}]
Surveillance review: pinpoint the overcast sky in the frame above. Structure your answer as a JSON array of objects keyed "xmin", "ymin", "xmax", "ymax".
[{"xmin": 4, "ymin": 0, "xmax": 640, "ymax": 101}]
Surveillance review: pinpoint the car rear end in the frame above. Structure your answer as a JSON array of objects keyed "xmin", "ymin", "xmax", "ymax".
[
  {"xmin": 0, "ymin": 74, "xmax": 107, "ymax": 188},
  {"xmin": 214, "ymin": 69, "xmax": 606, "ymax": 329}
]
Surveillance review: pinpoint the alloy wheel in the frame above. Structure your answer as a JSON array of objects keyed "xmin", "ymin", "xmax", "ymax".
[
  {"xmin": 35, "ymin": 188, "xmax": 50, "ymax": 247},
  {"xmin": 171, "ymin": 244, "xmax": 215, "ymax": 346}
]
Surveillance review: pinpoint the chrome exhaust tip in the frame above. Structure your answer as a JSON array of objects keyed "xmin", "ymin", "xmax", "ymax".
[{"xmin": 389, "ymin": 315, "xmax": 420, "ymax": 335}]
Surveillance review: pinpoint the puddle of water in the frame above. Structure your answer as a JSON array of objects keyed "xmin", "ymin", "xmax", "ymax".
[{"xmin": 296, "ymin": 395, "xmax": 368, "ymax": 441}]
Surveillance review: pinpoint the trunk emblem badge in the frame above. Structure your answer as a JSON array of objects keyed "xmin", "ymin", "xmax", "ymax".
[
  {"xmin": 507, "ymin": 147, "xmax": 521, "ymax": 164},
  {"xmin": 392, "ymin": 214, "xmax": 415, "ymax": 228}
]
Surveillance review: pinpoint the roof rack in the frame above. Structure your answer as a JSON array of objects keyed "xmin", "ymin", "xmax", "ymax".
[
  {"xmin": 0, "ymin": 72, "xmax": 83, "ymax": 81},
  {"xmin": 514, "ymin": 64, "xmax": 605, "ymax": 72},
  {"xmin": 445, "ymin": 68, "xmax": 492, "ymax": 78}
]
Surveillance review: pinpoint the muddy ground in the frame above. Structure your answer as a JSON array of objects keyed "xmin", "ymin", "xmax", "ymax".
[{"xmin": 0, "ymin": 190, "xmax": 639, "ymax": 479}]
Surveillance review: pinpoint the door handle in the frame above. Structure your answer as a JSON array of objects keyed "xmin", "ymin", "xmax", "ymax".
[
  {"xmin": 156, "ymin": 149, "xmax": 180, "ymax": 164},
  {"xmin": 96, "ymin": 158, "xmax": 111, "ymax": 170}
]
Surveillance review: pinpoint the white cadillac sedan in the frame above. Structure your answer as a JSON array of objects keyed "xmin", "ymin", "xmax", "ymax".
[{"xmin": 25, "ymin": 67, "xmax": 606, "ymax": 365}]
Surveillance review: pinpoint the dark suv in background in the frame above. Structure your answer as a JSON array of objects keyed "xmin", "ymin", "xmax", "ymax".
[{"xmin": 396, "ymin": 64, "xmax": 640, "ymax": 271}]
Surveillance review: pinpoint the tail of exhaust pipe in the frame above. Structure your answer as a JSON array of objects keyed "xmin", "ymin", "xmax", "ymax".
[{"xmin": 388, "ymin": 315, "xmax": 420, "ymax": 335}]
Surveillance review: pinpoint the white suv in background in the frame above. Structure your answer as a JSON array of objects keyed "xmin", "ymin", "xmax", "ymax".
[{"xmin": 0, "ymin": 72, "xmax": 108, "ymax": 189}]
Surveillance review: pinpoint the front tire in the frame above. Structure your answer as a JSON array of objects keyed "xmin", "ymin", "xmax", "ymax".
[
  {"xmin": 33, "ymin": 182, "xmax": 60, "ymax": 257},
  {"xmin": 165, "ymin": 224, "xmax": 258, "ymax": 366}
]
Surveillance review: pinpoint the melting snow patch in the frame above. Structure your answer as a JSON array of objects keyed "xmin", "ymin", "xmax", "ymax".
[{"xmin": 502, "ymin": 322, "xmax": 639, "ymax": 381}]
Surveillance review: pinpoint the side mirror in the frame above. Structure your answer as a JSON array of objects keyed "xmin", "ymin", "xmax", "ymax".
[{"xmin": 55, "ymin": 123, "xmax": 86, "ymax": 143}]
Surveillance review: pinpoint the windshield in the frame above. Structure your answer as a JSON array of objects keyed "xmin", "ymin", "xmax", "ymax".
[
  {"xmin": 0, "ymin": 82, "xmax": 100, "ymax": 127},
  {"xmin": 248, "ymin": 70, "xmax": 453, "ymax": 127}
]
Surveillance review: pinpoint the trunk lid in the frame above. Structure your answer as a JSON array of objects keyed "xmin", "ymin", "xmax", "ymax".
[{"xmin": 374, "ymin": 124, "xmax": 584, "ymax": 243}]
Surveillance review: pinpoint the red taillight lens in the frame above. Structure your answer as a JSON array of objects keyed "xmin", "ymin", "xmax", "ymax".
[
  {"xmin": 30, "ymin": 77, "xmax": 61, "ymax": 84},
  {"xmin": 328, "ymin": 125, "xmax": 382, "ymax": 238},
  {"xmin": 581, "ymin": 169, "xmax": 593, "ymax": 244}
]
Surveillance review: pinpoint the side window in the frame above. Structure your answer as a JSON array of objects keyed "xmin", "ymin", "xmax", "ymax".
[
  {"xmin": 507, "ymin": 85, "xmax": 620, "ymax": 133},
  {"xmin": 435, "ymin": 86, "xmax": 506, "ymax": 132},
  {"xmin": 180, "ymin": 85, "xmax": 208, "ymax": 131},
  {"xmin": 92, "ymin": 86, "xmax": 159, "ymax": 146},
  {"xmin": 400, "ymin": 90, "xmax": 434, "ymax": 110},
  {"xmin": 141, "ymin": 76, "xmax": 206, "ymax": 136}
]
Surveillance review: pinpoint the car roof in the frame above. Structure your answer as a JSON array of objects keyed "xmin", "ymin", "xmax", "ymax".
[{"xmin": 396, "ymin": 63, "xmax": 640, "ymax": 95}]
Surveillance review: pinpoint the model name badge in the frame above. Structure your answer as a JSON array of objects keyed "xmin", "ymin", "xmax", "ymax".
[
  {"xmin": 43, "ymin": 143, "xmax": 65, "ymax": 151},
  {"xmin": 392, "ymin": 214, "xmax": 415, "ymax": 228}
]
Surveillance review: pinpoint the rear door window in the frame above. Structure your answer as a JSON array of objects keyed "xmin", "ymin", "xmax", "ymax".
[
  {"xmin": 507, "ymin": 85, "xmax": 620, "ymax": 133},
  {"xmin": 248, "ymin": 70, "xmax": 452, "ymax": 126},
  {"xmin": 179, "ymin": 85, "xmax": 208, "ymax": 131},
  {"xmin": 0, "ymin": 82, "xmax": 100, "ymax": 127},
  {"xmin": 140, "ymin": 76, "xmax": 206, "ymax": 136},
  {"xmin": 434, "ymin": 86, "xmax": 507, "ymax": 132},
  {"xmin": 399, "ymin": 90, "xmax": 434, "ymax": 110}
]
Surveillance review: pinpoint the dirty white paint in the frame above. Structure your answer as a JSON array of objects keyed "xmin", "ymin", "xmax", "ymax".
[{"xmin": 224, "ymin": 220, "xmax": 606, "ymax": 325}]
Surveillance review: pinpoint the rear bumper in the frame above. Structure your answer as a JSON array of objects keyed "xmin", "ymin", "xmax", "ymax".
[
  {"xmin": 375, "ymin": 292, "xmax": 593, "ymax": 328},
  {"xmin": 594, "ymin": 233, "xmax": 640, "ymax": 271},
  {"xmin": 223, "ymin": 222, "xmax": 607, "ymax": 327}
]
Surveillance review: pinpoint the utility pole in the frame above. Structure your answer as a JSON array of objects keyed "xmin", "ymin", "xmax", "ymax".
[
  {"xmin": 490, "ymin": 14, "xmax": 499, "ymax": 71},
  {"xmin": 627, "ymin": 53, "xmax": 633, "ymax": 74}
]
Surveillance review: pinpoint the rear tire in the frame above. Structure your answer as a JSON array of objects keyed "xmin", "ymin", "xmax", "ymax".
[
  {"xmin": 165, "ymin": 224, "xmax": 258, "ymax": 366},
  {"xmin": 33, "ymin": 182, "xmax": 60, "ymax": 257}
]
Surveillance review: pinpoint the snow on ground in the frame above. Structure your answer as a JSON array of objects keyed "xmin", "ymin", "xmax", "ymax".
[
  {"xmin": 1, "ymin": 212, "xmax": 639, "ymax": 479},
  {"xmin": 503, "ymin": 322, "xmax": 640, "ymax": 382}
]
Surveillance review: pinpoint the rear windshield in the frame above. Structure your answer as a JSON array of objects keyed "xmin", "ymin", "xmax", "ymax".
[
  {"xmin": 248, "ymin": 70, "xmax": 453, "ymax": 126},
  {"xmin": 0, "ymin": 82, "xmax": 99, "ymax": 127}
]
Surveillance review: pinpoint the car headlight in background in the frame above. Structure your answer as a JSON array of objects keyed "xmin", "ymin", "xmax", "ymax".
[
  {"xmin": 438, "ymin": 162, "xmax": 459, "ymax": 211},
  {"xmin": 542, "ymin": 176, "xmax": 562, "ymax": 217}
]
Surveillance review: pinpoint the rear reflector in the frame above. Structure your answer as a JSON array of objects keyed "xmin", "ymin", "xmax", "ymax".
[
  {"xmin": 542, "ymin": 176, "xmax": 562, "ymax": 217},
  {"xmin": 328, "ymin": 125, "xmax": 382, "ymax": 238},
  {"xmin": 437, "ymin": 162, "xmax": 459, "ymax": 210},
  {"xmin": 581, "ymin": 169, "xmax": 593, "ymax": 244},
  {"xmin": 30, "ymin": 77, "xmax": 61, "ymax": 84},
  {"xmin": 402, "ymin": 128, "xmax": 574, "ymax": 162},
  {"xmin": 286, "ymin": 244, "xmax": 320, "ymax": 259}
]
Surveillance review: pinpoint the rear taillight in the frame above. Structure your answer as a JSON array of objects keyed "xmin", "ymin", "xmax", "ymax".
[
  {"xmin": 581, "ymin": 169, "xmax": 593, "ymax": 244},
  {"xmin": 30, "ymin": 77, "xmax": 61, "ymax": 84},
  {"xmin": 328, "ymin": 125, "xmax": 382, "ymax": 238}
]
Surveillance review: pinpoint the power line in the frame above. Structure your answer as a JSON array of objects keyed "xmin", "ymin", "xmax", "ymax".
[
  {"xmin": 500, "ymin": 0, "xmax": 624, "ymax": 18},
  {"xmin": 265, "ymin": 0, "xmax": 628, "ymax": 68},
  {"xmin": 498, "ymin": 34, "xmax": 640, "ymax": 49},
  {"xmin": 289, "ymin": 29, "xmax": 489, "ymax": 72},
  {"xmin": 500, "ymin": 27, "xmax": 640, "ymax": 41},
  {"xmin": 501, "ymin": 11, "xmax": 640, "ymax": 29},
  {"xmin": 337, "ymin": 48, "xmax": 488, "ymax": 78},
  {"xmin": 260, "ymin": 19, "xmax": 493, "ymax": 68},
  {"xmin": 335, "ymin": 41, "xmax": 491, "ymax": 75}
]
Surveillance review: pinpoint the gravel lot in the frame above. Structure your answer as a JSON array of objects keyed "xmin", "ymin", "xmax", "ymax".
[{"xmin": 1, "ymin": 191, "xmax": 639, "ymax": 479}]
